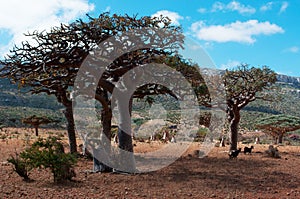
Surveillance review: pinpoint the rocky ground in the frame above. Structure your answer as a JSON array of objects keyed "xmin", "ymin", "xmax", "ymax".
[{"xmin": 0, "ymin": 128, "xmax": 300, "ymax": 199}]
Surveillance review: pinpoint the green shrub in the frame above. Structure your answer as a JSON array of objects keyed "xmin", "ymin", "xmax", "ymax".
[
  {"xmin": 132, "ymin": 118, "xmax": 145, "ymax": 127},
  {"xmin": 10, "ymin": 136, "xmax": 77, "ymax": 183},
  {"xmin": 7, "ymin": 152, "xmax": 33, "ymax": 182}
]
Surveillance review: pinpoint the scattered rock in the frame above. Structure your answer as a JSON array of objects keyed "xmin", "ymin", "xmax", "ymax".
[
  {"xmin": 265, "ymin": 145, "xmax": 281, "ymax": 158},
  {"xmin": 1, "ymin": 161, "xmax": 10, "ymax": 166}
]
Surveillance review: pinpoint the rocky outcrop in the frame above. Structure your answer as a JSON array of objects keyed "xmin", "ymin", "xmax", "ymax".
[
  {"xmin": 200, "ymin": 68, "xmax": 300, "ymax": 86},
  {"xmin": 276, "ymin": 74, "xmax": 300, "ymax": 86}
]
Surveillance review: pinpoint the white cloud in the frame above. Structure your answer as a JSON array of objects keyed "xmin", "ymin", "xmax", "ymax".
[
  {"xmin": 0, "ymin": 0, "xmax": 94, "ymax": 56},
  {"xmin": 212, "ymin": 1, "xmax": 256, "ymax": 15},
  {"xmin": 151, "ymin": 10, "xmax": 183, "ymax": 26},
  {"xmin": 191, "ymin": 20, "xmax": 284, "ymax": 44},
  {"xmin": 284, "ymin": 46, "xmax": 299, "ymax": 53},
  {"xmin": 227, "ymin": 1, "xmax": 256, "ymax": 14},
  {"xmin": 260, "ymin": 2, "xmax": 274, "ymax": 12},
  {"xmin": 197, "ymin": 8, "xmax": 207, "ymax": 14},
  {"xmin": 279, "ymin": 1, "xmax": 288, "ymax": 13},
  {"xmin": 212, "ymin": 2, "xmax": 225, "ymax": 12},
  {"xmin": 220, "ymin": 60, "xmax": 241, "ymax": 70}
]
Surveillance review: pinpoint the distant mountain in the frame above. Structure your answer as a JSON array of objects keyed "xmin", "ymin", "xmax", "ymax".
[
  {"xmin": 0, "ymin": 63, "xmax": 299, "ymax": 130},
  {"xmin": 276, "ymin": 74, "xmax": 300, "ymax": 88},
  {"xmin": 0, "ymin": 71, "xmax": 299, "ymax": 109},
  {"xmin": 0, "ymin": 78, "xmax": 64, "ymax": 128},
  {"xmin": 201, "ymin": 67, "xmax": 300, "ymax": 85},
  {"xmin": 0, "ymin": 78, "xmax": 62, "ymax": 110}
]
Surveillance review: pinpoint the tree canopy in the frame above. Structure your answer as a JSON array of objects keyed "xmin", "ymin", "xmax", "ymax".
[
  {"xmin": 22, "ymin": 115, "xmax": 56, "ymax": 136},
  {"xmin": 0, "ymin": 13, "xmax": 186, "ymax": 153},
  {"xmin": 256, "ymin": 114, "xmax": 300, "ymax": 143},
  {"xmin": 223, "ymin": 64, "xmax": 277, "ymax": 150},
  {"xmin": 0, "ymin": 12, "xmax": 209, "ymax": 161}
]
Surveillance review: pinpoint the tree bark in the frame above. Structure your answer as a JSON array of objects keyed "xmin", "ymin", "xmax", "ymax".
[
  {"xmin": 64, "ymin": 105, "xmax": 77, "ymax": 153},
  {"xmin": 118, "ymin": 128, "xmax": 134, "ymax": 152},
  {"xmin": 117, "ymin": 127, "xmax": 136, "ymax": 173},
  {"xmin": 34, "ymin": 125, "xmax": 39, "ymax": 136},
  {"xmin": 102, "ymin": 108, "xmax": 112, "ymax": 143},
  {"xmin": 93, "ymin": 107, "xmax": 113, "ymax": 172},
  {"xmin": 228, "ymin": 107, "xmax": 240, "ymax": 151},
  {"xmin": 117, "ymin": 94, "xmax": 136, "ymax": 173},
  {"xmin": 229, "ymin": 119, "xmax": 239, "ymax": 151},
  {"xmin": 118, "ymin": 96, "xmax": 134, "ymax": 153}
]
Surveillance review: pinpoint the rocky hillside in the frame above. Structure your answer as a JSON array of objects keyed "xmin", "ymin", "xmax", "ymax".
[
  {"xmin": 0, "ymin": 72, "xmax": 299, "ymax": 128},
  {"xmin": 276, "ymin": 74, "xmax": 300, "ymax": 85},
  {"xmin": 0, "ymin": 72, "xmax": 299, "ymax": 111},
  {"xmin": 0, "ymin": 78, "xmax": 62, "ymax": 110},
  {"xmin": 276, "ymin": 74, "xmax": 300, "ymax": 98}
]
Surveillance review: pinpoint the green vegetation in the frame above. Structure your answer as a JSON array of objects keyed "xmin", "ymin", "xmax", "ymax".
[
  {"xmin": 0, "ymin": 79, "xmax": 62, "ymax": 110},
  {"xmin": 256, "ymin": 114, "xmax": 300, "ymax": 144},
  {"xmin": 223, "ymin": 65, "xmax": 277, "ymax": 150},
  {"xmin": 7, "ymin": 152, "xmax": 33, "ymax": 182},
  {"xmin": 22, "ymin": 115, "xmax": 58, "ymax": 136},
  {"xmin": 0, "ymin": 76, "xmax": 299, "ymax": 141},
  {"xmin": 8, "ymin": 136, "xmax": 77, "ymax": 183},
  {"xmin": 0, "ymin": 106, "xmax": 65, "ymax": 128},
  {"xmin": 0, "ymin": 11, "xmax": 299, "ymax": 158},
  {"xmin": 0, "ymin": 12, "xmax": 191, "ymax": 156}
]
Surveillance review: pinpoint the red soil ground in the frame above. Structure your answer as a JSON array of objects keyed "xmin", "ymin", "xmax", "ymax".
[{"xmin": 0, "ymin": 128, "xmax": 300, "ymax": 199}]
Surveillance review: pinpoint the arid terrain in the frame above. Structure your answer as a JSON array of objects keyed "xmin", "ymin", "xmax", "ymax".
[{"xmin": 0, "ymin": 128, "xmax": 300, "ymax": 199}]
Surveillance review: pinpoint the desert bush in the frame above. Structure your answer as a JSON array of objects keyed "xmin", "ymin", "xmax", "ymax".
[
  {"xmin": 10, "ymin": 136, "xmax": 77, "ymax": 183},
  {"xmin": 7, "ymin": 152, "xmax": 33, "ymax": 182}
]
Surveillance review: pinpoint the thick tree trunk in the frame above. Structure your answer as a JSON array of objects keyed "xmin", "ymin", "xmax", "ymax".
[
  {"xmin": 118, "ymin": 96, "xmax": 134, "ymax": 153},
  {"xmin": 228, "ymin": 108, "xmax": 240, "ymax": 151},
  {"xmin": 117, "ymin": 127, "xmax": 136, "ymax": 173},
  {"xmin": 102, "ymin": 108, "xmax": 112, "ymax": 143},
  {"xmin": 64, "ymin": 105, "xmax": 77, "ymax": 154},
  {"xmin": 118, "ymin": 128, "xmax": 134, "ymax": 152},
  {"xmin": 93, "ymin": 108, "xmax": 113, "ymax": 172},
  {"xmin": 229, "ymin": 119, "xmax": 239, "ymax": 150},
  {"xmin": 117, "ymin": 95, "xmax": 136, "ymax": 173}
]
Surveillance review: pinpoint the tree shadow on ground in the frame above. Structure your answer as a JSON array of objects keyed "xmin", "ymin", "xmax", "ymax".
[{"xmin": 163, "ymin": 155, "xmax": 300, "ymax": 192}]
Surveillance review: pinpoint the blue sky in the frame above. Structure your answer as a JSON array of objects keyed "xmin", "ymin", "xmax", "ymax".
[{"xmin": 0, "ymin": 0, "xmax": 299, "ymax": 76}]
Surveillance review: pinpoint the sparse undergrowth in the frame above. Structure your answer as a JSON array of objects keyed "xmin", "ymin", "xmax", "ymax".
[
  {"xmin": 1, "ymin": 137, "xmax": 300, "ymax": 199},
  {"xmin": 7, "ymin": 136, "xmax": 77, "ymax": 183},
  {"xmin": 7, "ymin": 151, "xmax": 33, "ymax": 182}
]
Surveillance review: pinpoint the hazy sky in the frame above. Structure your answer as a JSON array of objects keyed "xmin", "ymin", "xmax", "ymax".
[{"xmin": 0, "ymin": 0, "xmax": 299, "ymax": 76}]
